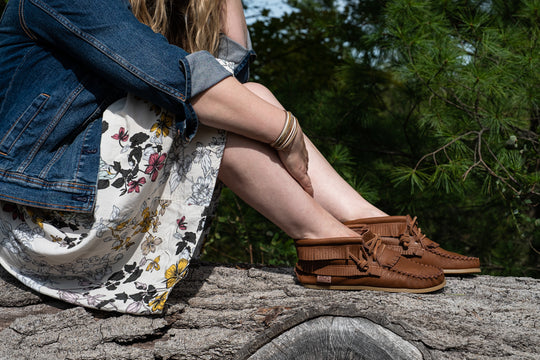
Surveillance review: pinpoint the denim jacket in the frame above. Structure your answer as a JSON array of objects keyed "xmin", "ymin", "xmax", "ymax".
[{"xmin": 0, "ymin": 0, "xmax": 254, "ymax": 212}]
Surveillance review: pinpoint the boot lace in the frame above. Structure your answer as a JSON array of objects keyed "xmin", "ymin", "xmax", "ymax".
[
  {"xmin": 400, "ymin": 216, "xmax": 438, "ymax": 248},
  {"xmin": 349, "ymin": 230, "xmax": 383, "ymax": 272}
]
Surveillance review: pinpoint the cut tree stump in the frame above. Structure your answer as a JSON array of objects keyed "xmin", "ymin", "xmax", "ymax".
[{"xmin": 0, "ymin": 263, "xmax": 538, "ymax": 360}]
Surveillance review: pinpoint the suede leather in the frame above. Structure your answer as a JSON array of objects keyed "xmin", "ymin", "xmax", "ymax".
[
  {"xmin": 294, "ymin": 230, "xmax": 445, "ymax": 292},
  {"xmin": 345, "ymin": 215, "xmax": 481, "ymax": 273}
]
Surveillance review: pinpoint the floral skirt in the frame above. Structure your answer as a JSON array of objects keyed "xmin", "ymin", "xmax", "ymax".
[{"xmin": 0, "ymin": 95, "xmax": 226, "ymax": 314}]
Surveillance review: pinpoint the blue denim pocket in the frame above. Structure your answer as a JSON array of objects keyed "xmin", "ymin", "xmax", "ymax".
[{"xmin": 0, "ymin": 92, "xmax": 50, "ymax": 158}]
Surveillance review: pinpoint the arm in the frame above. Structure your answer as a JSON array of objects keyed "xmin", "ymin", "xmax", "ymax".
[
  {"xmin": 193, "ymin": 77, "xmax": 313, "ymax": 195},
  {"xmin": 222, "ymin": 0, "xmax": 249, "ymax": 48},
  {"xmin": 213, "ymin": 0, "xmax": 312, "ymax": 194}
]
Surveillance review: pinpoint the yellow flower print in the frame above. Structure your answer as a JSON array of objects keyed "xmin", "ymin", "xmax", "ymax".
[
  {"xmin": 112, "ymin": 235, "xmax": 135, "ymax": 251},
  {"xmin": 111, "ymin": 220, "xmax": 130, "ymax": 232},
  {"xmin": 124, "ymin": 236, "xmax": 135, "ymax": 249},
  {"xmin": 51, "ymin": 235, "xmax": 63, "ymax": 243},
  {"xmin": 148, "ymin": 291, "xmax": 168, "ymax": 312},
  {"xmin": 146, "ymin": 256, "xmax": 160, "ymax": 272},
  {"xmin": 150, "ymin": 112, "xmax": 173, "ymax": 138},
  {"xmin": 133, "ymin": 207, "xmax": 156, "ymax": 235},
  {"xmin": 165, "ymin": 259, "xmax": 188, "ymax": 289}
]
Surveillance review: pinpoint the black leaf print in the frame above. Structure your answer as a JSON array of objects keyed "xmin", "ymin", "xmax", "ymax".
[
  {"xmin": 124, "ymin": 268, "xmax": 143, "ymax": 283},
  {"xmin": 112, "ymin": 178, "xmax": 124, "ymax": 188},
  {"xmin": 108, "ymin": 271, "xmax": 125, "ymax": 281},
  {"xmin": 98, "ymin": 179, "xmax": 110, "ymax": 189},
  {"xmin": 106, "ymin": 283, "xmax": 118, "ymax": 291},
  {"xmin": 130, "ymin": 133, "xmax": 150, "ymax": 147},
  {"xmin": 124, "ymin": 262, "xmax": 137, "ymax": 272},
  {"xmin": 197, "ymin": 217, "xmax": 206, "ymax": 232},
  {"xmin": 112, "ymin": 161, "xmax": 122, "ymax": 172},
  {"xmin": 96, "ymin": 299, "xmax": 115, "ymax": 309},
  {"xmin": 65, "ymin": 237, "xmax": 78, "ymax": 248},
  {"xmin": 183, "ymin": 232, "xmax": 196, "ymax": 244},
  {"xmin": 143, "ymin": 287, "xmax": 158, "ymax": 303},
  {"xmin": 129, "ymin": 293, "xmax": 144, "ymax": 302},
  {"xmin": 115, "ymin": 292, "xmax": 129, "ymax": 302},
  {"xmin": 129, "ymin": 147, "xmax": 142, "ymax": 165},
  {"xmin": 101, "ymin": 120, "xmax": 109, "ymax": 134},
  {"xmin": 119, "ymin": 168, "xmax": 132, "ymax": 178},
  {"xmin": 175, "ymin": 241, "xmax": 187, "ymax": 255}
]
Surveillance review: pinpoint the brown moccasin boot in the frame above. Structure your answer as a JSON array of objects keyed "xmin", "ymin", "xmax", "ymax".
[
  {"xmin": 294, "ymin": 229, "xmax": 445, "ymax": 293},
  {"xmin": 344, "ymin": 215, "xmax": 481, "ymax": 274}
]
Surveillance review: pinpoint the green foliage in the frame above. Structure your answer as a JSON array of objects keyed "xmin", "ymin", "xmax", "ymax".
[{"xmin": 382, "ymin": 0, "xmax": 539, "ymax": 275}]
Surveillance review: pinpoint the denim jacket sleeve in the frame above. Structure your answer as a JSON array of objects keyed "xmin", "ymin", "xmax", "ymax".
[
  {"xmin": 213, "ymin": 34, "xmax": 256, "ymax": 85},
  {"xmin": 20, "ymin": 0, "xmax": 233, "ymax": 139}
]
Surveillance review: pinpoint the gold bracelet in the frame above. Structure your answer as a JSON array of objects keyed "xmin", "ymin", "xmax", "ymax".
[
  {"xmin": 270, "ymin": 111, "xmax": 292, "ymax": 149},
  {"xmin": 274, "ymin": 114, "xmax": 298, "ymax": 151}
]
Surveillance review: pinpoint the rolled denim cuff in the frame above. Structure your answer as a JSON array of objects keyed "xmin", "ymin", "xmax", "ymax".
[
  {"xmin": 217, "ymin": 35, "xmax": 256, "ymax": 68},
  {"xmin": 217, "ymin": 35, "xmax": 256, "ymax": 83},
  {"xmin": 185, "ymin": 50, "xmax": 232, "ymax": 98}
]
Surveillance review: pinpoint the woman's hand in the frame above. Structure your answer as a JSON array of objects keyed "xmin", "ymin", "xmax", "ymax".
[{"xmin": 277, "ymin": 130, "xmax": 314, "ymax": 196}]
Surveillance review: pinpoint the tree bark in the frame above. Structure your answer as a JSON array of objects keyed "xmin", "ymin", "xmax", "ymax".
[{"xmin": 0, "ymin": 263, "xmax": 538, "ymax": 359}]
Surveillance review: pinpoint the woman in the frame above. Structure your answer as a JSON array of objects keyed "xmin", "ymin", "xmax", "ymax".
[{"xmin": 0, "ymin": 0, "xmax": 478, "ymax": 314}]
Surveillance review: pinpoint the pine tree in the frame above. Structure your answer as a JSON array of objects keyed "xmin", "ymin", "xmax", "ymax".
[{"xmin": 383, "ymin": 0, "xmax": 539, "ymax": 275}]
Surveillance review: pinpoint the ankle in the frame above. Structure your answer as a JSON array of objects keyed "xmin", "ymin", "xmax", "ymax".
[
  {"xmin": 341, "ymin": 210, "xmax": 388, "ymax": 223},
  {"xmin": 294, "ymin": 224, "xmax": 359, "ymax": 240}
]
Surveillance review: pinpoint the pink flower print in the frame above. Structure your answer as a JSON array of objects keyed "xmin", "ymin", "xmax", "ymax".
[
  {"xmin": 128, "ymin": 177, "xmax": 146, "ymax": 193},
  {"xmin": 145, "ymin": 152, "xmax": 167, "ymax": 181},
  {"xmin": 112, "ymin": 127, "xmax": 129, "ymax": 142},
  {"xmin": 177, "ymin": 216, "xmax": 187, "ymax": 230}
]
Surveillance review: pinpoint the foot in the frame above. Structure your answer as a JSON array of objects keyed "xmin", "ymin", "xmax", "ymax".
[
  {"xmin": 344, "ymin": 215, "xmax": 481, "ymax": 275},
  {"xmin": 294, "ymin": 230, "xmax": 446, "ymax": 293}
]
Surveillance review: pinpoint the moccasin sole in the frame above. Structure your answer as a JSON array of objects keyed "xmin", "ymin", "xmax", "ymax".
[
  {"xmin": 443, "ymin": 267, "xmax": 481, "ymax": 274},
  {"xmin": 301, "ymin": 278, "xmax": 446, "ymax": 293}
]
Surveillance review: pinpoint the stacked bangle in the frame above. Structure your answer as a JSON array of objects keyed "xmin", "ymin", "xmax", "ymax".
[{"xmin": 270, "ymin": 111, "xmax": 299, "ymax": 151}]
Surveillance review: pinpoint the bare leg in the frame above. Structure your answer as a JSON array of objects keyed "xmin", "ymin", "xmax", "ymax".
[
  {"xmin": 240, "ymin": 83, "xmax": 386, "ymax": 222},
  {"xmin": 219, "ymin": 132, "xmax": 358, "ymax": 239}
]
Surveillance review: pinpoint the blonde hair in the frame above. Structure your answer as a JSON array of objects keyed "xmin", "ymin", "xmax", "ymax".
[{"xmin": 129, "ymin": 0, "xmax": 224, "ymax": 55}]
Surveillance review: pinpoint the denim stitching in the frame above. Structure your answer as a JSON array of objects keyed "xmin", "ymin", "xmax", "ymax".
[
  {"xmin": 0, "ymin": 193, "xmax": 90, "ymax": 211},
  {"xmin": 73, "ymin": 111, "xmax": 101, "ymax": 181},
  {"xmin": 0, "ymin": 0, "xmax": 7, "ymax": 24},
  {"xmin": 0, "ymin": 93, "xmax": 50, "ymax": 155},
  {"xmin": 18, "ymin": 0, "xmax": 37, "ymax": 41},
  {"xmin": 0, "ymin": 44, "xmax": 42, "ymax": 126},
  {"xmin": 29, "ymin": 0, "xmax": 188, "ymax": 102},
  {"xmin": 19, "ymin": 83, "xmax": 85, "ymax": 171},
  {"xmin": 39, "ymin": 142, "xmax": 67, "ymax": 178},
  {"xmin": 179, "ymin": 57, "xmax": 191, "ymax": 100},
  {"xmin": 40, "ymin": 95, "xmax": 105, "ymax": 179},
  {"xmin": 0, "ymin": 168, "xmax": 94, "ymax": 191}
]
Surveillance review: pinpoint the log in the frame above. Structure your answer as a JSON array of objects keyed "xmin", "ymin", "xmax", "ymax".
[{"xmin": 0, "ymin": 263, "xmax": 538, "ymax": 359}]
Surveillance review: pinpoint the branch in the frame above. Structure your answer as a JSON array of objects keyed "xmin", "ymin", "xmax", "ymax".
[
  {"xmin": 482, "ymin": 137, "xmax": 521, "ymax": 187},
  {"xmin": 414, "ymin": 130, "xmax": 479, "ymax": 170}
]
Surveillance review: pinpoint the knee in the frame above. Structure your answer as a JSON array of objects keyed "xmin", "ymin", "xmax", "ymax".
[{"xmin": 243, "ymin": 82, "xmax": 283, "ymax": 109}]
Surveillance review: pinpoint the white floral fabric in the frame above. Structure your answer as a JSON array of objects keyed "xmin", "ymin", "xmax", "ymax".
[{"xmin": 0, "ymin": 94, "xmax": 226, "ymax": 314}]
